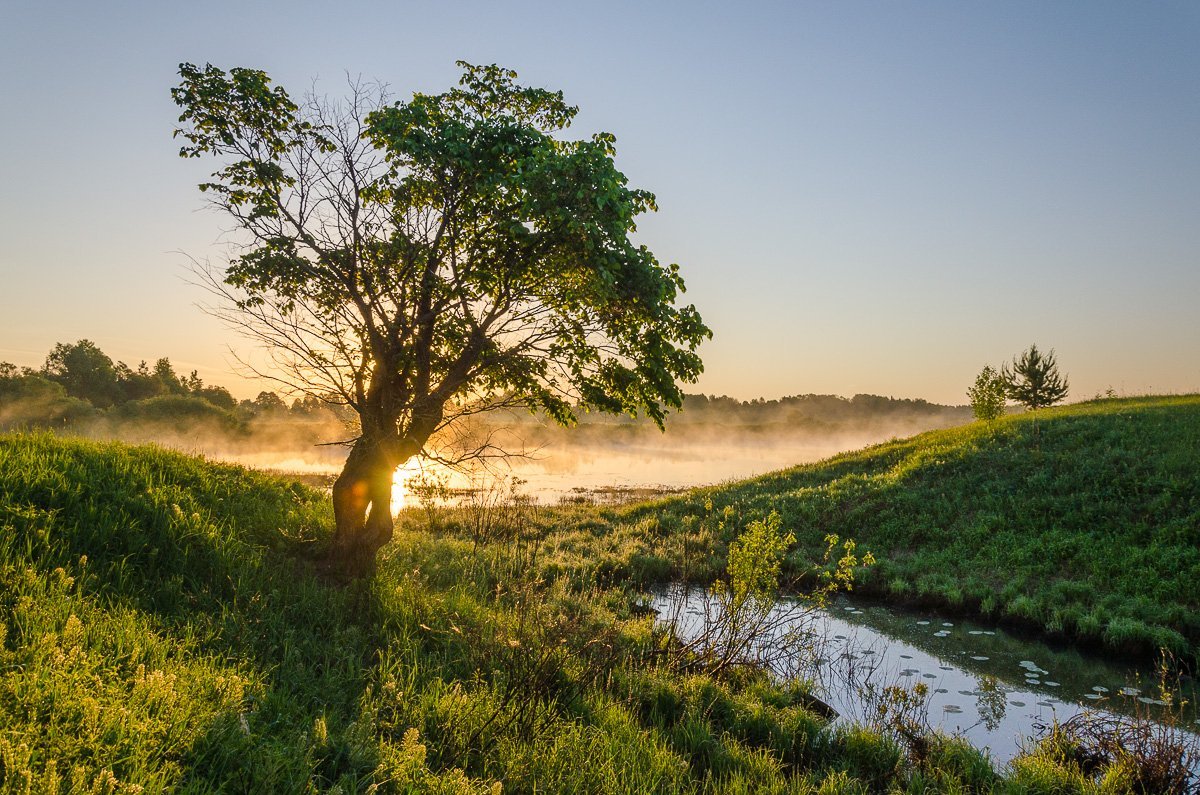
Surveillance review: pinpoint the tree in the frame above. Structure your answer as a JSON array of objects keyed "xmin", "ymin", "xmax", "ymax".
[
  {"xmin": 252, "ymin": 391, "xmax": 288, "ymax": 413},
  {"xmin": 118, "ymin": 360, "xmax": 170, "ymax": 402},
  {"xmin": 966, "ymin": 364, "xmax": 1007, "ymax": 421},
  {"xmin": 1002, "ymin": 344, "xmax": 1069, "ymax": 410},
  {"xmin": 0, "ymin": 373, "xmax": 95, "ymax": 429},
  {"xmin": 153, "ymin": 358, "xmax": 186, "ymax": 394},
  {"xmin": 193, "ymin": 385, "xmax": 237, "ymax": 411},
  {"xmin": 42, "ymin": 340, "xmax": 123, "ymax": 408},
  {"xmin": 172, "ymin": 62, "xmax": 710, "ymax": 575}
]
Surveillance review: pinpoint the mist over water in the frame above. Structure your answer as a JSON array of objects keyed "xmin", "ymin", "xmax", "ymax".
[
  {"xmin": 2, "ymin": 387, "xmax": 971, "ymax": 507},
  {"xmin": 220, "ymin": 411, "xmax": 968, "ymax": 509},
  {"xmin": 40, "ymin": 393, "xmax": 973, "ymax": 508},
  {"xmin": 415, "ymin": 426, "xmax": 925, "ymax": 505},
  {"xmin": 186, "ymin": 424, "xmax": 933, "ymax": 510}
]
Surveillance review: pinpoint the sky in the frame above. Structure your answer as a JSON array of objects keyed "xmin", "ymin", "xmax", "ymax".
[{"xmin": 1, "ymin": 1, "xmax": 1197, "ymax": 405}]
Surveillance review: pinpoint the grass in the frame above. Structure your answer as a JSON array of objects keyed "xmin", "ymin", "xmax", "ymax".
[
  {"xmin": 536, "ymin": 395, "xmax": 1200, "ymax": 664},
  {"xmin": 1, "ymin": 404, "xmax": 1196, "ymax": 792}
]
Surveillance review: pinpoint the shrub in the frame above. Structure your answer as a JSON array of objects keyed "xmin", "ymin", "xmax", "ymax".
[{"xmin": 967, "ymin": 365, "xmax": 1008, "ymax": 422}]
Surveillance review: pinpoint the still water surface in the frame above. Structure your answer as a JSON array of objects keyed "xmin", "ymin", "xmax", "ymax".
[
  {"xmin": 221, "ymin": 438, "xmax": 857, "ymax": 508},
  {"xmin": 653, "ymin": 586, "xmax": 1199, "ymax": 766}
]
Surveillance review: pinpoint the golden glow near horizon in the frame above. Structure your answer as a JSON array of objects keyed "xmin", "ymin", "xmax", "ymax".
[{"xmin": 2, "ymin": 4, "xmax": 1197, "ymax": 405}]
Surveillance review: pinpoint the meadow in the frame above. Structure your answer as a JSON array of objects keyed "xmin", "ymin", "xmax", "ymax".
[
  {"xmin": 544, "ymin": 395, "xmax": 1200, "ymax": 665},
  {"xmin": 1, "ymin": 396, "xmax": 1197, "ymax": 792}
]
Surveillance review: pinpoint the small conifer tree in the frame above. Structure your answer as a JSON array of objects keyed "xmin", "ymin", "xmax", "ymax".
[{"xmin": 1003, "ymin": 345, "xmax": 1069, "ymax": 410}]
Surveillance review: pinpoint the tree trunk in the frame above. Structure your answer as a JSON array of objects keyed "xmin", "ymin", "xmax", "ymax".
[{"xmin": 330, "ymin": 438, "xmax": 401, "ymax": 577}]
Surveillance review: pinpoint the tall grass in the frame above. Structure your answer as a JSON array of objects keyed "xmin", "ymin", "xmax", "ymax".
[{"xmin": 2, "ymin": 428, "xmax": 1194, "ymax": 792}]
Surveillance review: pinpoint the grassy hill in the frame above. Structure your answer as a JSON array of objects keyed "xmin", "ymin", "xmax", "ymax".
[
  {"xmin": 2, "ymin": 404, "xmax": 1197, "ymax": 792},
  {"xmin": 544, "ymin": 395, "xmax": 1200, "ymax": 664},
  {"xmin": 0, "ymin": 434, "xmax": 966, "ymax": 793}
]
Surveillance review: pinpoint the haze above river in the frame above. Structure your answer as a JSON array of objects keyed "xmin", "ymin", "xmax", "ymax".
[{"xmin": 209, "ymin": 394, "xmax": 973, "ymax": 508}]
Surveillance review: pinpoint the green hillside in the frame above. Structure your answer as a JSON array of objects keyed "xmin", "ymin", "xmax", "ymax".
[
  {"xmin": 0, "ymin": 434, "xmax": 977, "ymax": 793},
  {"xmin": 560, "ymin": 395, "xmax": 1200, "ymax": 663},
  {"xmin": 2, "ymin": 405, "xmax": 1197, "ymax": 792}
]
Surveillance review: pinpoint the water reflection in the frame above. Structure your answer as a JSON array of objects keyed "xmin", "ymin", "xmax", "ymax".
[
  {"xmin": 653, "ymin": 587, "xmax": 1199, "ymax": 766},
  {"xmin": 975, "ymin": 675, "xmax": 1007, "ymax": 731}
]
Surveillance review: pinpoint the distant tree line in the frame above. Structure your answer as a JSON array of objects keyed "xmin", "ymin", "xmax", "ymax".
[
  {"xmin": 2, "ymin": 341, "xmax": 977, "ymax": 437},
  {"xmin": 658, "ymin": 392, "xmax": 968, "ymax": 427},
  {"xmin": 0, "ymin": 339, "xmax": 349, "ymax": 432},
  {"xmin": 493, "ymin": 390, "xmax": 971, "ymax": 433}
]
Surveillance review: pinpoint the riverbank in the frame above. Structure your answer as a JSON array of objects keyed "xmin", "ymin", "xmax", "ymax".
[
  {"xmin": 542, "ymin": 395, "xmax": 1200, "ymax": 667},
  {"xmin": 2, "ymin": 430, "xmax": 1196, "ymax": 791}
]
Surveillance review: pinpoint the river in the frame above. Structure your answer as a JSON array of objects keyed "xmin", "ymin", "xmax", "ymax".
[
  {"xmin": 652, "ymin": 585, "xmax": 1199, "ymax": 767},
  {"xmin": 225, "ymin": 436, "xmax": 1199, "ymax": 767}
]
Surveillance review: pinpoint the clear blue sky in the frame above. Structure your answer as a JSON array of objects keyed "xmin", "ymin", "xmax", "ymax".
[{"xmin": 2, "ymin": 1, "xmax": 1197, "ymax": 404}]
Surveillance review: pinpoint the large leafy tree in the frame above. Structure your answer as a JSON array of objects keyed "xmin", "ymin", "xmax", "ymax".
[
  {"xmin": 172, "ymin": 62, "xmax": 710, "ymax": 575},
  {"xmin": 42, "ymin": 339, "xmax": 123, "ymax": 408},
  {"xmin": 1002, "ymin": 345, "xmax": 1069, "ymax": 410}
]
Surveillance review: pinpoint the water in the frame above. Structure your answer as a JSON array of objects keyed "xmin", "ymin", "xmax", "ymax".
[
  {"xmin": 218, "ymin": 435, "xmax": 1200, "ymax": 768},
  {"xmin": 653, "ymin": 585, "xmax": 1199, "ymax": 766},
  {"xmin": 397, "ymin": 439, "xmax": 849, "ymax": 505},
  {"xmin": 215, "ymin": 438, "xmax": 875, "ymax": 509}
]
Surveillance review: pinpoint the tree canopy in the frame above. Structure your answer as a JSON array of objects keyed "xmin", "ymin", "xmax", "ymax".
[
  {"xmin": 172, "ymin": 61, "xmax": 710, "ymax": 573},
  {"xmin": 42, "ymin": 340, "xmax": 123, "ymax": 408}
]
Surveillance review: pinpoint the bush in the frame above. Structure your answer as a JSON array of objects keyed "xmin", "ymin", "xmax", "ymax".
[
  {"xmin": 967, "ymin": 365, "xmax": 1008, "ymax": 422},
  {"xmin": 0, "ymin": 375, "xmax": 96, "ymax": 429},
  {"xmin": 112, "ymin": 395, "xmax": 244, "ymax": 434}
]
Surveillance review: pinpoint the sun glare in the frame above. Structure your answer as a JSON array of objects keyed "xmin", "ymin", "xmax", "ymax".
[{"xmin": 390, "ymin": 457, "xmax": 434, "ymax": 514}]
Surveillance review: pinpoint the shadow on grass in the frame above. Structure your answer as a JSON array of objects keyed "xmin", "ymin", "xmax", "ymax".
[{"xmin": 0, "ymin": 434, "xmax": 387, "ymax": 790}]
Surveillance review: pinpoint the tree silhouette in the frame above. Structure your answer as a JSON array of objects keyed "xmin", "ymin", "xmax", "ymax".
[
  {"xmin": 1003, "ymin": 345, "xmax": 1069, "ymax": 410},
  {"xmin": 172, "ymin": 62, "xmax": 710, "ymax": 575},
  {"xmin": 42, "ymin": 340, "xmax": 122, "ymax": 408}
]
